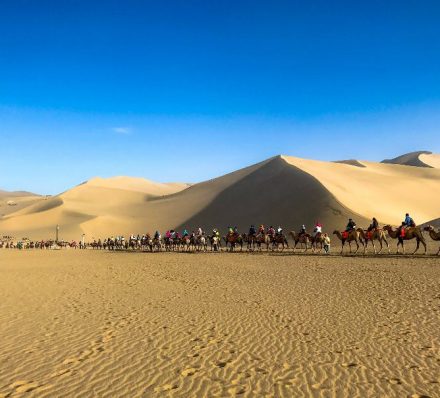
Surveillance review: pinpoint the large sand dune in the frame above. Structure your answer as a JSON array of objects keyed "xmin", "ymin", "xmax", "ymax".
[{"xmin": 1, "ymin": 153, "xmax": 439, "ymax": 240}]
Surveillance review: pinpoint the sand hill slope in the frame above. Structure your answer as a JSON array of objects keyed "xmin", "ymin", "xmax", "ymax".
[
  {"xmin": 282, "ymin": 155, "xmax": 440, "ymax": 227},
  {"xmin": 0, "ymin": 190, "xmax": 44, "ymax": 218},
  {"xmin": 1, "ymin": 154, "xmax": 440, "ymax": 240}
]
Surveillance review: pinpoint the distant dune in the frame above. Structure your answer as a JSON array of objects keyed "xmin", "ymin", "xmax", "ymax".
[
  {"xmin": 381, "ymin": 151, "xmax": 435, "ymax": 167},
  {"xmin": 1, "ymin": 153, "xmax": 439, "ymax": 240},
  {"xmin": 85, "ymin": 176, "xmax": 191, "ymax": 196},
  {"xmin": 0, "ymin": 190, "xmax": 45, "ymax": 218}
]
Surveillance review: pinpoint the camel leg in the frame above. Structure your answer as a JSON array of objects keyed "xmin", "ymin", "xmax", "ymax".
[
  {"xmin": 373, "ymin": 241, "xmax": 377, "ymax": 255},
  {"xmin": 376, "ymin": 239, "xmax": 382, "ymax": 254},
  {"xmin": 384, "ymin": 238, "xmax": 390, "ymax": 254},
  {"xmin": 340, "ymin": 241, "xmax": 344, "ymax": 255},
  {"xmin": 354, "ymin": 240, "xmax": 359, "ymax": 254},
  {"xmin": 363, "ymin": 240, "xmax": 367, "ymax": 255},
  {"xmin": 413, "ymin": 239, "xmax": 420, "ymax": 255},
  {"xmin": 437, "ymin": 245, "xmax": 440, "ymax": 255}
]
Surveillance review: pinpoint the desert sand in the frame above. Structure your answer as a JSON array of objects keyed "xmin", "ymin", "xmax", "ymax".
[
  {"xmin": 1, "ymin": 152, "xmax": 439, "ymax": 241},
  {"xmin": 1, "ymin": 250, "xmax": 440, "ymax": 398}
]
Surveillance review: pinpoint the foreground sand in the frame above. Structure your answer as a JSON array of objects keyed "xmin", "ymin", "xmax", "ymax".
[{"xmin": 1, "ymin": 251, "xmax": 440, "ymax": 397}]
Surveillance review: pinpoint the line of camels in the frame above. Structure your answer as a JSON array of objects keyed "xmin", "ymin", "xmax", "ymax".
[{"xmin": 2, "ymin": 225, "xmax": 439, "ymax": 255}]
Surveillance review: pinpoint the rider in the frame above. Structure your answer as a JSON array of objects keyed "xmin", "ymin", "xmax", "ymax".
[
  {"xmin": 299, "ymin": 224, "xmax": 307, "ymax": 236},
  {"xmin": 183, "ymin": 229, "xmax": 189, "ymax": 237},
  {"xmin": 249, "ymin": 225, "xmax": 256, "ymax": 236},
  {"xmin": 399, "ymin": 213, "xmax": 415, "ymax": 237},
  {"xmin": 367, "ymin": 217, "xmax": 379, "ymax": 232},
  {"xmin": 233, "ymin": 226, "xmax": 238, "ymax": 234},
  {"xmin": 345, "ymin": 218, "xmax": 356, "ymax": 232},
  {"xmin": 313, "ymin": 222, "xmax": 322, "ymax": 237},
  {"xmin": 228, "ymin": 226, "xmax": 234, "ymax": 235},
  {"xmin": 165, "ymin": 230, "xmax": 171, "ymax": 239},
  {"xmin": 258, "ymin": 224, "xmax": 265, "ymax": 234},
  {"xmin": 267, "ymin": 226, "xmax": 275, "ymax": 237},
  {"xmin": 197, "ymin": 227, "xmax": 203, "ymax": 236},
  {"xmin": 277, "ymin": 226, "xmax": 283, "ymax": 236},
  {"xmin": 404, "ymin": 213, "xmax": 415, "ymax": 227}
]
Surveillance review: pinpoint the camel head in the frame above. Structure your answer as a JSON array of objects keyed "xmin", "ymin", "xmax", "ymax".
[
  {"xmin": 332, "ymin": 230, "xmax": 339, "ymax": 235},
  {"xmin": 383, "ymin": 225, "xmax": 392, "ymax": 232}
]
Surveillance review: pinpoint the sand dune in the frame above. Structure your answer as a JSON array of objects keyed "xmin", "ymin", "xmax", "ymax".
[
  {"xmin": 1, "ymin": 251, "xmax": 440, "ymax": 397},
  {"xmin": 282, "ymin": 155, "xmax": 440, "ymax": 226},
  {"xmin": 1, "ymin": 153, "xmax": 439, "ymax": 240},
  {"xmin": 0, "ymin": 190, "xmax": 45, "ymax": 218},
  {"xmin": 419, "ymin": 153, "xmax": 440, "ymax": 169},
  {"xmin": 86, "ymin": 176, "xmax": 190, "ymax": 196},
  {"xmin": 382, "ymin": 150, "xmax": 437, "ymax": 168}
]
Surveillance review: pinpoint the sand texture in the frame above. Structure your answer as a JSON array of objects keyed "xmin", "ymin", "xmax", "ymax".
[{"xmin": 1, "ymin": 250, "xmax": 440, "ymax": 397}]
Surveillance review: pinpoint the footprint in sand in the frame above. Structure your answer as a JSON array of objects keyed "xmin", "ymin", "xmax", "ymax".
[
  {"xmin": 154, "ymin": 384, "xmax": 178, "ymax": 392},
  {"xmin": 181, "ymin": 368, "xmax": 197, "ymax": 377},
  {"xmin": 228, "ymin": 386, "xmax": 246, "ymax": 395},
  {"xmin": 10, "ymin": 380, "xmax": 40, "ymax": 393}
]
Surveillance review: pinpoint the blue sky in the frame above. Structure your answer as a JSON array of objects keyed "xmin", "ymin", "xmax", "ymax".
[{"xmin": 1, "ymin": 0, "xmax": 440, "ymax": 194}]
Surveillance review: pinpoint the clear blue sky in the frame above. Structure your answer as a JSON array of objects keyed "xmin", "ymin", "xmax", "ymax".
[{"xmin": 1, "ymin": 0, "xmax": 439, "ymax": 194}]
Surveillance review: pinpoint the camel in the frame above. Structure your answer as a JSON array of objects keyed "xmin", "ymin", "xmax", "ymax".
[
  {"xmin": 256, "ymin": 233, "xmax": 271, "ymax": 251},
  {"xmin": 423, "ymin": 225, "xmax": 440, "ymax": 255},
  {"xmin": 383, "ymin": 225, "xmax": 426, "ymax": 254},
  {"xmin": 224, "ymin": 233, "xmax": 244, "ymax": 252},
  {"xmin": 245, "ymin": 233, "xmax": 258, "ymax": 251},
  {"xmin": 332, "ymin": 230, "xmax": 364, "ymax": 254},
  {"xmin": 357, "ymin": 228, "xmax": 390, "ymax": 254},
  {"xmin": 309, "ymin": 232, "xmax": 327, "ymax": 252},
  {"xmin": 271, "ymin": 234, "xmax": 289, "ymax": 251},
  {"xmin": 289, "ymin": 231, "xmax": 311, "ymax": 252}
]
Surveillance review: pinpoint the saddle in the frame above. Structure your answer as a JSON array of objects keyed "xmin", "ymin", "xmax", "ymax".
[{"xmin": 342, "ymin": 231, "xmax": 349, "ymax": 240}]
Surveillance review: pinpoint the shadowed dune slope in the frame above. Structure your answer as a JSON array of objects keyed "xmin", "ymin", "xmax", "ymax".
[
  {"xmin": 174, "ymin": 156, "xmax": 367, "ymax": 233},
  {"xmin": 282, "ymin": 155, "xmax": 440, "ymax": 226}
]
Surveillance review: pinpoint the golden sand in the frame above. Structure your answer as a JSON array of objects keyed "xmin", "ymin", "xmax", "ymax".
[{"xmin": 1, "ymin": 250, "xmax": 440, "ymax": 397}]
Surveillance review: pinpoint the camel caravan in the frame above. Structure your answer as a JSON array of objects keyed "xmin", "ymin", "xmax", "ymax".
[{"xmin": 1, "ymin": 213, "xmax": 439, "ymax": 255}]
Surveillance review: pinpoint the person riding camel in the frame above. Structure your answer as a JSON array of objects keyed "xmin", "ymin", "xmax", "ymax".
[
  {"xmin": 197, "ymin": 227, "xmax": 203, "ymax": 237},
  {"xmin": 299, "ymin": 225, "xmax": 307, "ymax": 236},
  {"xmin": 249, "ymin": 225, "xmax": 256, "ymax": 237},
  {"xmin": 165, "ymin": 230, "xmax": 171, "ymax": 239},
  {"xmin": 228, "ymin": 226, "xmax": 234, "ymax": 235},
  {"xmin": 345, "ymin": 219, "xmax": 356, "ymax": 232},
  {"xmin": 183, "ymin": 229, "xmax": 189, "ymax": 237},
  {"xmin": 258, "ymin": 225, "xmax": 265, "ymax": 235},
  {"xmin": 277, "ymin": 226, "xmax": 283, "ymax": 236},
  {"xmin": 404, "ymin": 213, "xmax": 415, "ymax": 227},
  {"xmin": 268, "ymin": 226, "xmax": 275, "ymax": 237},
  {"xmin": 233, "ymin": 226, "xmax": 238, "ymax": 235},
  {"xmin": 313, "ymin": 222, "xmax": 322, "ymax": 237},
  {"xmin": 367, "ymin": 217, "xmax": 379, "ymax": 232},
  {"xmin": 399, "ymin": 213, "xmax": 415, "ymax": 237},
  {"xmin": 213, "ymin": 228, "xmax": 220, "ymax": 238}
]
